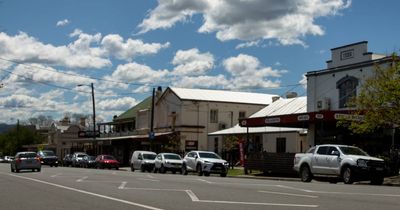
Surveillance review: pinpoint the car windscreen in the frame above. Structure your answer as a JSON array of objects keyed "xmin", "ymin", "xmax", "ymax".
[
  {"xmin": 143, "ymin": 154, "xmax": 156, "ymax": 160},
  {"xmin": 42, "ymin": 151, "xmax": 55, "ymax": 156},
  {"xmin": 199, "ymin": 152, "xmax": 220, "ymax": 159},
  {"xmin": 77, "ymin": 154, "xmax": 86, "ymax": 158},
  {"xmin": 164, "ymin": 154, "xmax": 181, "ymax": 160},
  {"xmin": 88, "ymin": 156, "xmax": 96, "ymax": 160},
  {"xmin": 339, "ymin": 147, "xmax": 369, "ymax": 156},
  {"xmin": 19, "ymin": 153, "xmax": 37, "ymax": 158}
]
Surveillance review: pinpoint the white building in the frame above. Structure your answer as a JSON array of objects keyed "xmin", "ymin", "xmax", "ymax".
[{"xmin": 155, "ymin": 87, "xmax": 279, "ymax": 151}]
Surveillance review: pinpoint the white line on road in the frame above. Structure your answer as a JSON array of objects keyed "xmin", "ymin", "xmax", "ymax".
[
  {"xmin": 76, "ymin": 176, "xmax": 88, "ymax": 182},
  {"xmin": 147, "ymin": 175, "xmax": 155, "ymax": 179},
  {"xmin": 258, "ymin": 190, "xmax": 319, "ymax": 198},
  {"xmin": 197, "ymin": 179, "xmax": 213, "ymax": 184},
  {"xmin": 118, "ymin": 181, "xmax": 127, "ymax": 189},
  {"xmin": 185, "ymin": 190, "xmax": 199, "ymax": 202},
  {"xmin": 112, "ymin": 171, "xmax": 117, "ymax": 175},
  {"xmin": 50, "ymin": 173, "xmax": 62, "ymax": 178},
  {"xmin": 5, "ymin": 173, "xmax": 163, "ymax": 210},
  {"xmin": 138, "ymin": 178, "xmax": 160, "ymax": 182}
]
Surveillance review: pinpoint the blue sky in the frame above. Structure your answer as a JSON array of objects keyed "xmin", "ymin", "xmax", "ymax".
[{"xmin": 0, "ymin": 0, "xmax": 399, "ymax": 124}]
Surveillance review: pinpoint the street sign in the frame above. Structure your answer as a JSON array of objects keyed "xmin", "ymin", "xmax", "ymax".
[{"xmin": 149, "ymin": 131, "xmax": 155, "ymax": 140}]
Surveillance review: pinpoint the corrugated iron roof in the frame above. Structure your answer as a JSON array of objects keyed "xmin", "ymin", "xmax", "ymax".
[
  {"xmin": 208, "ymin": 124, "xmax": 304, "ymax": 135},
  {"xmin": 170, "ymin": 87, "xmax": 279, "ymax": 105},
  {"xmin": 249, "ymin": 96, "xmax": 307, "ymax": 118}
]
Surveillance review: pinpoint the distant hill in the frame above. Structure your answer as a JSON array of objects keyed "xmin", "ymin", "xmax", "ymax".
[{"xmin": 0, "ymin": 124, "xmax": 15, "ymax": 133}]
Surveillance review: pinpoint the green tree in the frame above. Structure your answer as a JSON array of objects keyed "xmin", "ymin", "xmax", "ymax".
[
  {"xmin": 0, "ymin": 126, "xmax": 45, "ymax": 155},
  {"xmin": 339, "ymin": 54, "xmax": 400, "ymax": 134}
]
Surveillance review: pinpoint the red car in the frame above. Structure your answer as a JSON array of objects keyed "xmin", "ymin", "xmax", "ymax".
[{"xmin": 95, "ymin": 155, "xmax": 119, "ymax": 170}]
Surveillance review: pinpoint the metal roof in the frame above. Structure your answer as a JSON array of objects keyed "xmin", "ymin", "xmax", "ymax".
[
  {"xmin": 249, "ymin": 96, "xmax": 307, "ymax": 118},
  {"xmin": 208, "ymin": 124, "xmax": 305, "ymax": 136},
  {"xmin": 170, "ymin": 87, "xmax": 279, "ymax": 105}
]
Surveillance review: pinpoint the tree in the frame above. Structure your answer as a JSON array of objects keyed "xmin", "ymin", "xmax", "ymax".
[
  {"xmin": 223, "ymin": 135, "xmax": 239, "ymax": 169},
  {"xmin": 0, "ymin": 125, "xmax": 45, "ymax": 155},
  {"xmin": 339, "ymin": 54, "xmax": 400, "ymax": 134}
]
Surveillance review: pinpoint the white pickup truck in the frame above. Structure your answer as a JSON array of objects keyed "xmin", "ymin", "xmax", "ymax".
[{"xmin": 293, "ymin": 144, "xmax": 385, "ymax": 185}]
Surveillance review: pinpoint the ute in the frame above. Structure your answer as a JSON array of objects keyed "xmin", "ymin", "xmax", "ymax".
[{"xmin": 293, "ymin": 144, "xmax": 385, "ymax": 185}]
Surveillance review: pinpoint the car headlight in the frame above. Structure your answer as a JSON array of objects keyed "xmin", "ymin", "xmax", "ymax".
[
  {"xmin": 223, "ymin": 162, "xmax": 229, "ymax": 166},
  {"xmin": 357, "ymin": 159, "xmax": 368, "ymax": 168}
]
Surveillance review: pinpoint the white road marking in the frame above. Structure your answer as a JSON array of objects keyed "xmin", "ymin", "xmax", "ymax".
[
  {"xmin": 112, "ymin": 171, "xmax": 117, "ymax": 175},
  {"xmin": 259, "ymin": 190, "xmax": 319, "ymax": 198},
  {"xmin": 6, "ymin": 173, "xmax": 163, "ymax": 210},
  {"xmin": 76, "ymin": 176, "xmax": 88, "ymax": 182},
  {"xmin": 185, "ymin": 190, "xmax": 199, "ymax": 202},
  {"xmin": 147, "ymin": 175, "xmax": 155, "ymax": 179},
  {"xmin": 50, "ymin": 173, "xmax": 62, "ymax": 178},
  {"xmin": 138, "ymin": 178, "xmax": 160, "ymax": 182},
  {"xmin": 196, "ymin": 199, "xmax": 318, "ymax": 208},
  {"xmin": 197, "ymin": 179, "xmax": 213, "ymax": 184},
  {"xmin": 118, "ymin": 181, "xmax": 127, "ymax": 189}
]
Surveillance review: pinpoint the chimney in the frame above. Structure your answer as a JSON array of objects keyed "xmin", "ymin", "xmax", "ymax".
[
  {"xmin": 286, "ymin": 92, "xmax": 298, "ymax": 99},
  {"xmin": 272, "ymin": 96, "xmax": 280, "ymax": 102}
]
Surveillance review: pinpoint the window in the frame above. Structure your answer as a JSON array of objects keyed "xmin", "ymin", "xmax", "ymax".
[
  {"xmin": 327, "ymin": 147, "xmax": 339, "ymax": 156},
  {"xmin": 214, "ymin": 137, "xmax": 219, "ymax": 153},
  {"xmin": 276, "ymin": 138, "xmax": 286, "ymax": 153},
  {"xmin": 239, "ymin": 111, "xmax": 246, "ymax": 119},
  {"xmin": 316, "ymin": 146, "xmax": 328, "ymax": 155},
  {"xmin": 210, "ymin": 109, "xmax": 218, "ymax": 123},
  {"xmin": 337, "ymin": 76, "xmax": 358, "ymax": 108}
]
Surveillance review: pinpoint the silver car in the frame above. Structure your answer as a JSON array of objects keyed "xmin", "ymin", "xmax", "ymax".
[
  {"xmin": 11, "ymin": 152, "xmax": 41, "ymax": 173},
  {"xmin": 154, "ymin": 153, "xmax": 183, "ymax": 174}
]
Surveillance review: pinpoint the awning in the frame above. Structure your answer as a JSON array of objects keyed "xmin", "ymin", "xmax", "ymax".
[{"xmin": 239, "ymin": 110, "xmax": 357, "ymax": 128}]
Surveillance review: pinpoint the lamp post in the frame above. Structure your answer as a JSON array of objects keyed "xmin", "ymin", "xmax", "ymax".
[{"xmin": 77, "ymin": 83, "xmax": 96, "ymax": 155}]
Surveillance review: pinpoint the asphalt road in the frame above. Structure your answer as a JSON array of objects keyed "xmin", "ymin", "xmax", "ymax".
[{"xmin": 0, "ymin": 164, "xmax": 399, "ymax": 210}]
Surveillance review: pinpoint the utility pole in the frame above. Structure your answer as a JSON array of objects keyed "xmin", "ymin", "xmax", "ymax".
[
  {"xmin": 150, "ymin": 88, "xmax": 155, "ymax": 151},
  {"xmin": 91, "ymin": 83, "xmax": 97, "ymax": 154}
]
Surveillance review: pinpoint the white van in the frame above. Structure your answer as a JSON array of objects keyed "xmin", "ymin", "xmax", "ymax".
[{"xmin": 130, "ymin": 151, "xmax": 157, "ymax": 172}]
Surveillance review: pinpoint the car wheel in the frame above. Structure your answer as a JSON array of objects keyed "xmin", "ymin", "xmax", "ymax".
[
  {"xmin": 300, "ymin": 165, "xmax": 312, "ymax": 182},
  {"xmin": 197, "ymin": 164, "xmax": 203, "ymax": 176},
  {"xmin": 220, "ymin": 173, "xmax": 227, "ymax": 177},
  {"xmin": 130, "ymin": 164, "xmax": 135, "ymax": 172},
  {"xmin": 342, "ymin": 166, "xmax": 354, "ymax": 184},
  {"xmin": 11, "ymin": 167, "xmax": 14, "ymax": 173},
  {"xmin": 204, "ymin": 171, "xmax": 210, "ymax": 176},
  {"xmin": 15, "ymin": 168, "xmax": 20, "ymax": 173},
  {"xmin": 140, "ymin": 165, "xmax": 145, "ymax": 172},
  {"xmin": 160, "ymin": 165, "xmax": 166, "ymax": 174},
  {"xmin": 115, "ymin": 167, "xmax": 119, "ymax": 170},
  {"xmin": 37, "ymin": 168, "xmax": 41, "ymax": 172},
  {"xmin": 370, "ymin": 176, "xmax": 384, "ymax": 185},
  {"xmin": 182, "ymin": 165, "xmax": 188, "ymax": 175},
  {"xmin": 172, "ymin": 170, "xmax": 176, "ymax": 174}
]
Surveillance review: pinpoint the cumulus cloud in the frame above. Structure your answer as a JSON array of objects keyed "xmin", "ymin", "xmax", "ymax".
[
  {"xmin": 96, "ymin": 97, "xmax": 138, "ymax": 111},
  {"xmin": 138, "ymin": 0, "xmax": 351, "ymax": 45},
  {"xmin": 101, "ymin": 34, "xmax": 170, "ymax": 61},
  {"xmin": 56, "ymin": 19, "xmax": 70, "ymax": 27},
  {"xmin": 4, "ymin": 64, "xmax": 95, "ymax": 86},
  {"xmin": 105, "ymin": 62, "xmax": 169, "ymax": 85},
  {"xmin": 171, "ymin": 74, "xmax": 229, "ymax": 89},
  {"xmin": 172, "ymin": 48, "xmax": 214, "ymax": 76}
]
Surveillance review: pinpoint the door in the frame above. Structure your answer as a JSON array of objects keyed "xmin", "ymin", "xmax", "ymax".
[
  {"xmin": 311, "ymin": 146, "xmax": 330, "ymax": 174},
  {"xmin": 327, "ymin": 146, "xmax": 341, "ymax": 175}
]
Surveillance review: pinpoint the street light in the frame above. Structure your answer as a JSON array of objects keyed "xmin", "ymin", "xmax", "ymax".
[{"xmin": 77, "ymin": 83, "xmax": 96, "ymax": 154}]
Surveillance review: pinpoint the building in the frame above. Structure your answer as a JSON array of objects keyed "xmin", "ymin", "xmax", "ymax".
[
  {"xmin": 240, "ymin": 41, "xmax": 398, "ymax": 155},
  {"xmin": 208, "ymin": 96, "xmax": 308, "ymax": 155}
]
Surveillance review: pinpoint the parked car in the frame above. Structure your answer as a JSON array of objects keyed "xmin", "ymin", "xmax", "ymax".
[
  {"xmin": 82, "ymin": 155, "xmax": 97, "ymax": 168},
  {"xmin": 95, "ymin": 155, "xmax": 119, "ymax": 170},
  {"xmin": 11, "ymin": 151, "xmax": 41, "ymax": 173},
  {"xmin": 4, "ymin": 156, "xmax": 14, "ymax": 163},
  {"xmin": 130, "ymin": 151, "xmax": 157, "ymax": 172},
  {"xmin": 182, "ymin": 151, "xmax": 229, "ymax": 177},
  {"xmin": 72, "ymin": 152, "xmax": 88, "ymax": 167},
  {"xmin": 62, "ymin": 154, "xmax": 73, "ymax": 167},
  {"xmin": 37, "ymin": 150, "xmax": 58, "ymax": 167},
  {"xmin": 154, "ymin": 153, "xmax": 183, "ymax": 174},
  {"xmin": 293, "ymin": 144, "xmax": 386, "ymax": 185}
]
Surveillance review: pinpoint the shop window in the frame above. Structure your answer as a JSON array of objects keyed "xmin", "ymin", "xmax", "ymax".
[{"xmin": 239, "ymin": 111, "xmax": 246, "ymax": 119}]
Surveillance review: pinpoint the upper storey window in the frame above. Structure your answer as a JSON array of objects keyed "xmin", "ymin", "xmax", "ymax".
[{"xmin": 336, "ymin": 76, "xmax": 358, "ymax": 108}]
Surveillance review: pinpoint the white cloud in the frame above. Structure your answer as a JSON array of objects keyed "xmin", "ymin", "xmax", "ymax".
[
  {"xmin": 101, "ymin": 34, "xmax": 170, "ymax": 61},
  {"xmin": 106, "ymin": 62, "xmax": 169, "ymax": 85},
  {"xmin": 138, "ymin": 0, "xmax": 351, "ymax": 45},
  {"xmin": 96, "ymin": 97, "xmax": 138, "ymax": 111},
  {"xmin": 236, "ymin": 40, "xmax": 261, "ymax": 49},
  {"xmin": 0, "ymin": 32, "xmax": 111, "ymax": 69},
  {"xmin": 171, "ymin": 74, "xmax": 229, "ymax": 89},
  {"xmin": 4, "ymin": 64, "xmax": 95, "ymax": 86},
  {"xmin": 172, "ymin": 48, "xmax": 214, "ymax": 76},
  {"xmin": 56, "ymin": 19, "xmax": 70, "ymax": 27},
  {"xmin": 299, "ymin": 74, "xmax": 307, "ymax": 89}
]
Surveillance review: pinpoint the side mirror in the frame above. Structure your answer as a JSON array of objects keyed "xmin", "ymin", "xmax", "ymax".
[{"xmin": 194, "ymin": 154, "xmax": 198, "ymax": 159}]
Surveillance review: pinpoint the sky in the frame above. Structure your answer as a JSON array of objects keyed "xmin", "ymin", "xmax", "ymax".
[{"xmin": 0, "ymin": 0, "xmax": 399, "ymax": 125}]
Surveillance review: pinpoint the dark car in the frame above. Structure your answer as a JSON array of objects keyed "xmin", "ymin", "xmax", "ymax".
[
  {"xmin": 62, "ymin": 154, "xmax": 73, "ymax": 167},
  {"xmin": 11, "ymin": 152, "xmax": 41, "ymax": 173},
  {"xmin": 95, "ymin": 155, "xmax": 119, "ymax": 170},
  {"xmin": 82, "ymin": 155, "xmax": 96, "ymax": 168},
  {"xmin": 37, "ymin": 150, "xmax": 59, "ymax": 167}
]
